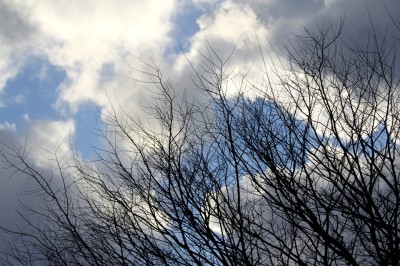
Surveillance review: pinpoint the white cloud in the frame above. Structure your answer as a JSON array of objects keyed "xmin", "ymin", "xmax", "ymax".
[
  {"xmin": 24, "ymin": 119, "xmax": 75, "ymax": 167},
  {"xmin": 14, "ymin": 94, "xmax": 25, "ymax": 103},
  {"xmin": 0, "ymin": 2, "xmax": 399, "ymax": 261},
  {"xmin": 0, "ymin": 57, "xmax": 19, "ymax": 93},
  {"xmin": 36, "ymin": 64, "xmax": 48, "ymax": 80},
  {"xmin": 0, "ymin": 0, "xmax": 177, "ymax": 114},
  {"xmin": 0, "ymin": 121, "xmax": 16, "ymax": 131},
  {"xmin": 0, "ymin": 0, "xmax": 397, "ymax": 171},
  {"xmin": 1, "ymin": 0, "xmax": 398, "ymax": 113},
  {"xmin": 196, "ymin": 1, "xmax": 262, "ymax": 48},
  {"xmin": 171, "ymin": 0, "xmax": 269, "ymax": 100},
  {"xmin": 32, "ymin": 0, "xmax": 177, "ymax": 113},
  {"xmin": 191, "ymin": 0, "xmax": 220, "ymax": 9},
  {"xmin": 0, "ymin": 1, "xmax": 39, "ymax": 93}
]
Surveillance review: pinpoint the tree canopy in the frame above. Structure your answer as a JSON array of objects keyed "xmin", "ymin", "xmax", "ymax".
[{"xmin": 2, "ymin": 22, "xmax": 400, "ymax": 265}]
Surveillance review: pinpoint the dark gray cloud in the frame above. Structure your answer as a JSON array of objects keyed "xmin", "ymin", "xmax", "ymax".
[
  {"xmin": 0, "ymin": 1, "xmax": 38, "ymax": 45},
  {"xmin": 0, "ymin": 0, "xmax": 399, "ymax": 261},
  {"xmin": 0, "ymin": 118, "xmax": 74, "ymax": 258},
  {"xmin": 243, "ymin": 0, "xmax": 400, "ymax": 48},
  {"xmin": 167, "ymin": 0, "xmax": 400, "ymax": 119},
  {"xmin": 0, "ymin": 129, "xmax": 35, "ymax": 253},
  {"xmin": 244, "ymin": 0, "xmax": 325, "ymax": 21},
  {"xmin": 308, "ymin": 0, "xmax": 400, "ymax": 43}
]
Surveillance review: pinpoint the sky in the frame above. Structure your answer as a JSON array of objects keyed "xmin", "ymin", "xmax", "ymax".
[{"xmin": 0, "ymin": 0, "xmax": 400, "ymax": 253}]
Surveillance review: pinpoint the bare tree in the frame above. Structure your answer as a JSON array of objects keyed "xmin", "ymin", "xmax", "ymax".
[{"xmin": 1, "ymin": 22, "xmax": 400, "ymax": 265}]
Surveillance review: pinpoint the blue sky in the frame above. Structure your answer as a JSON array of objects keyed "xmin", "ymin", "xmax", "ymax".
[
  {"xmin": 0, "ymin": 0, "xmax": 204, "ymax": 159},
  {"xmin": 0, "ymin": 0, "xmax": 399, "ymax": 249}
]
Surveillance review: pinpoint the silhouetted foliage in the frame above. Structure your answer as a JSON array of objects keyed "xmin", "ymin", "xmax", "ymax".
[{"xmin": 2, "ymin": 23, "xmax": 400, "ymax": 265}]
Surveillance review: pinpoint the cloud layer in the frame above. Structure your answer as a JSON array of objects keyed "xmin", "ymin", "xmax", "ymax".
[{"xmin": 0, "ymin": 0, "xmax": 399, "ymax": 254}]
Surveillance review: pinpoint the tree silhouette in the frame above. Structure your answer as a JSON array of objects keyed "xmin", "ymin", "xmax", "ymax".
[{"xmin": 2, "ymin": 23, "xmax": 400, "ymax": 265}]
